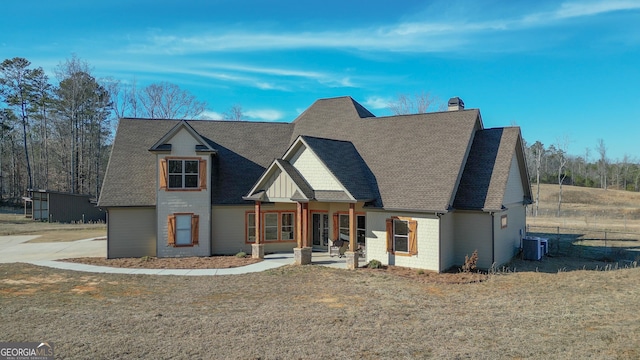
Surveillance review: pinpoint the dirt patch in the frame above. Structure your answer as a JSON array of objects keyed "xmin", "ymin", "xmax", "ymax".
[
  {"xmin": 61, "ymin": 255, "xmax": 262, "ymax": 269},
  {"xmin": 361, "ymin": 265, "xmax": 488, "ymax": 284}
]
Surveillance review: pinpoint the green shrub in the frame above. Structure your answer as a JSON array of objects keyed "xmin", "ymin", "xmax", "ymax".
[
  {"xmin": 235, "ymin": 252, "xmax": 247, "ymax": 258},
  {"xmin": 367, "ymin": 259, "xmax": 383, "ymax": 269},
  {"xmin": 140, "ymin": 256, "xmax": 153, "ymax": 262}
]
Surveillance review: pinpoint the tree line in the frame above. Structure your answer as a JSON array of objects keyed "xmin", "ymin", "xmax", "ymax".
[{"xmin": 0, "ymin": 55, "xmax": 216, "ymax": 203}]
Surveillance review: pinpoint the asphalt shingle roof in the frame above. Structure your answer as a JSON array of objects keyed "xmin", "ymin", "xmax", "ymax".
[{"xmin": 99, "ymin": 96, "xmax": 527, "ymax": 213}]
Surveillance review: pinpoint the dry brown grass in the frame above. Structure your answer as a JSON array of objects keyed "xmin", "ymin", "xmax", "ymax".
[
  {"xmin": 0, "ymin": 213, "xmax": 106, "ymax": 238},
  {"xmin": 1, "ymin": 263, "xmax": 639, "ymax": 359}
]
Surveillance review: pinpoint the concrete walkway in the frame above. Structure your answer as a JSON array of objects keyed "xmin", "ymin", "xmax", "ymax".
[{"xmin": 0, "ymin": 235, "xmax": 350, "ymax": 275}]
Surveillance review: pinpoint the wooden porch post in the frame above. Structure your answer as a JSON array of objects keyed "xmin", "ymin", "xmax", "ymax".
[
  {"xmin": 302, "ymin": 202, "xmax": 309, "ymax": 248},
  {"xmin": 296, "ymin": 202, "xmax": 303, "ymax": 248},
  {"xmin": 254, "ymin": 201, "xmax": 261, "ymax": 244},
  {"xmin": 349, "ymin": 202, "xmax": 356, "ymax": 252},
  {"xmin": 252, "ymin": 201, "xmax": 264, "ymax": 259}
]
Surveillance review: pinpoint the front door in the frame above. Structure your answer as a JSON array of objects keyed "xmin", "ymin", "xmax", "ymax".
[{"xmin": 312, "ymin": 213, "xmax": 329, "ymax": 249}]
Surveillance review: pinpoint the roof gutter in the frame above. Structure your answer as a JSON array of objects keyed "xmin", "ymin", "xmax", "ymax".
[{"xmin": 490, "ymin": 212, "xmax": 495, "ymax": 266}]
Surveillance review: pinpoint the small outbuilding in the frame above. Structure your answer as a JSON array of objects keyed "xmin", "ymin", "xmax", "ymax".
[{"xmin": 23, "ymin": 189, "xmax": 105, "ymax": 223}]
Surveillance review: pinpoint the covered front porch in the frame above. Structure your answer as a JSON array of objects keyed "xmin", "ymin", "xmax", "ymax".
[{"xmin": 248, "ymin": 200, "xmax": 367, "ymax": 269}]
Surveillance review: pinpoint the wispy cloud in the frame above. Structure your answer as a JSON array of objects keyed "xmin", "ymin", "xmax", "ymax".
[
  {"xmin": 364, "ymin": 96, "xmax": 392, "ymax": 110},
  {"xmin": 122, "ymin": 1, "xmax": 639, "ymax": 55},
  {"xmin": 244, "ymin": 109, "xmax": 284, "ymax": 122},
  {"xmin": 199, "ymin": 110, "xmax": 224, "ymax": 120}
]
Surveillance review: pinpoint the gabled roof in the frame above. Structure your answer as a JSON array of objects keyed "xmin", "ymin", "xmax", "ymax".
[
  {"xmin": 99, "ymin": 96, "xmax": 528, "ymax": 214},
  {"xmin": 244, "ymin": 158, "xmax": 314, "ymax": 202},
  {"xmin": 149, "ymin": 120, "xmax": 216, "ymax": 153},
  {"xmin": 453, "ymin": 127, "xmax": 532, "ymax": 211},
  {"xmin": 296, "ymin": 136, "xmax": 378, "ymax": 202}
]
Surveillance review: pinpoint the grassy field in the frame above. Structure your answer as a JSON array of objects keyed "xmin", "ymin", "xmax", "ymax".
[
  {"xmin": 2, "ymin": 186, "xmax": 640, "ymax": 358},
  {"xmin": 0, "ymin": 213, "xmax": 106, "ymax": 241},
  {"xmin": 1, "ymin": 262, "xmax": 639, "ymax": 359}
]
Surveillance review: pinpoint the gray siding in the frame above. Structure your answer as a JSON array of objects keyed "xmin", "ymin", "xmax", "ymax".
[
  {"xmin": 494, "ymin": 205, "xmax": 526, "ymax": 267},
  {"xmin": 367, "ymin": 210, "xmax": 440, "ymax": 271},
  {"xmin": 440, "ymin": 212, "xmax": 455, "ymax": 271},
  {"xmin": 453, "ymin": 211, "xmax": 493, "ymax": 270},
  {"xmin": 107, "ymin": 207, "xmax": 156, "ymax": 258}
]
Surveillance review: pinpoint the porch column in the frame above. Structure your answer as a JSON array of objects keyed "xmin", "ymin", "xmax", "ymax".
[
  {"xmin": 345, "ymin": 202, "xmax": 359, "ymax": 269},
  {"xmin": 252, "ymin": 201, "xmax": 264, "ymax": 259},
  {"xmin": 302, "ymin": 202, "xmax": 309, "ymax": 248},
  {"xmin": 294, "ymin": 202, "xmax": 311, "ymax": 265}
]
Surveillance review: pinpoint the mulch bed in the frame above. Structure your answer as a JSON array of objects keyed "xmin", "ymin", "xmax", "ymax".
[{"xmin": 61, "ymin": 255, "xmax": 262, "ymax": 269}]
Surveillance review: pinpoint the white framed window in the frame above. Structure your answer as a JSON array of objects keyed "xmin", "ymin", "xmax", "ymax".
[
  {"xmin": 338, "ymin": 214, "xmax": 366, "ymax": 244},
  {"xmin": 168, "ymin": 159, "xmax": 199, "ymax": 189},
  {"xmin": 175, "ymin": 214, "xmax": 192, "ymax": 245},
  {"xmin": 281, "ymin": 213, "xmax": 294, "ymax": 240},
  {"xmin": 501, "ymin": 215, "xmax": 508, "ymax": 229},
  {"xmin": 167, "ymin": 213, "xmax": 199, "ymax": 247},
  {"xmin": 247, "ymin": 213, "xmax": 256, "ymax": 242},
  {"xmin": 393, "ymin": 219, "xmax": 409, "ymax": 253},
  {"xmin": 385, "ymin": 217, "xmax": 417, "ymax": 256},
  {"xmin": 264, "ymin": 213, "xmax": 279, "ymax": 241}
]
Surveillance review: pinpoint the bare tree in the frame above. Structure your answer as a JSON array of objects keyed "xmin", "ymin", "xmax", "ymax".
[
  {"xmin": 555, "ymin": 137, "xmax": 570, "ymax": 217},
  {"xmin": 597, "ymin": 139, "xmax": 608, "ymax": 190},
  {"xmin": 224, "ymin": 104, "xmax": 244, "ymax": 121},
  {"xmin": 137, "ymin": 82, "xmax": 206, "ymax": 119},
  {"xmin": 530, "ymin": 141, "xmax": 544, "ymax": 216},
  {"xmin": 388, "ymin": 91, "xmax": 443, "ymax": 115}
]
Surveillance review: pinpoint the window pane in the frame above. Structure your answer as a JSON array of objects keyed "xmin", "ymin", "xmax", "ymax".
[
  {"xmin": 357, "ymin": 229, "xmax": 366, "ymax": 244},
  {"xmin": 281, "ymin": 213, "xmax": 294, "ymax": 240},
  {"xmin": 168, "ymin": 160, "xmax": 182, "ymax": 173},
  {"xmin": 247, "ymin": 213, "xmax": 255, "ymax": 242},
  {"xmin": 169, "ymin": 175, "xmax": 182, "ymax": 188},
  {"xmin": 339, "ymin": 228, "xmax": 349, "ymax": 241},
  {"xmin": 184, "ymin": 175, "xmax": 198, "ymax": 188},
  {"xmin": 394, "ymin": 236, "xmax": 408, "ymax": 252},
  {"xmin": 357, "ymin": 215, "xmax": 366, "ymax": 229},
  {"xmin": 394, "ymin": 219, "xmax": 408, "ymax": 236},
  {"xmin": 265, "ymin": 213, "xmax": 278, "ymax": 226},
  {"xmin": 185, "ymin": 160, "xmax": 199, "ymax": 173},
  {"xmin": 265, "ymin": 213, "xmax": 278, "ymax": 241},
  {"xmin": 339, "ymin": 214, "xmax": 349, "ymax": 229},
  {"xmin": 175, "ymin": 215, "xmax": 191, "ymax": 245},
  {"xmin": 265, "ymin": 227, "xmax": 278, "ymax": 241}
]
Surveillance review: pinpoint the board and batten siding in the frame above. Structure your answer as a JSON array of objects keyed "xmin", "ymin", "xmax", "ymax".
[
  {"xmin": 288, "ymin": 144, "xmax": 343, "ymax": 191},
  {"xmin": 263, "ymin": 168, "xmax": 297, "ymax": 203},
  {"xmin": 494, "ymin": 206, "xmax": 526, "ymax": 267},
  {"xmin": 156, "ymin": 128, "xmax": 211, "ymax": 257},
  {"xmin": 107, "ymin": 207, "xmax": 156, "ymax": 258},
  {"xmin": 366, "ymin": 211, "xmax": 440, "ymax": 271}
]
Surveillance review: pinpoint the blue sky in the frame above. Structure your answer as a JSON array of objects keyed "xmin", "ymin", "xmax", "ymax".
[{"xmin": 2, "ymin": 0, "xmax": 639, "ymax": 160}]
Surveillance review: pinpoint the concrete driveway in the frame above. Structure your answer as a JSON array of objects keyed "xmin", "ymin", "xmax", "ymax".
[{"xmin": 0, "ymin": 235, "xmax": 106, "ymax": 263}]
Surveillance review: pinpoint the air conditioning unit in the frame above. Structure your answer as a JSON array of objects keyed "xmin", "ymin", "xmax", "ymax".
[{"xmin": 522, "ymin": 237, "xmax": 542, "ymax": 261}]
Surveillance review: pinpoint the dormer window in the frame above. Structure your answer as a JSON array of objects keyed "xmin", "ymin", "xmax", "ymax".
[
  {"xmin": 160, "ymin": 157, "xmax": 207, "ymax": 191},
  {"xmin": 169, "ymin": 159, "xmax": 199, "ymax": 188}
]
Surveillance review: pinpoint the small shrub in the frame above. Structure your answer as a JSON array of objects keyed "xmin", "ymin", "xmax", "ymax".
[
  {"xmin": 235, "ymin": 252, "xmax": 247, "ymax": 258},
  {"xmin": 367, "ymin": 259, "xmax": 383, "ymax": 269},
  {"xmin": 140, "ymin": 256, "xmax": 153, "ymax": 262},
  {"xmin": 417, "ymin": 269, "xmax": 425, "ymax": 275},
  {"xmin": 461, "ymin": 250, "xmax": 478, "ymax": 273}
]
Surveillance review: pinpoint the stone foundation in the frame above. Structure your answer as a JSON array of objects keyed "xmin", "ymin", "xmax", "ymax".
[
  {"xmin": 251, "ymin": 243, "xmax": 265, "ymax": 259},
  {"xmin": 345, "ymin": 251, "xmax": 359, "ymax": 270},
  {"xmin": 294, "ymin": 247, "xmax": 312, "ymax": 265}
]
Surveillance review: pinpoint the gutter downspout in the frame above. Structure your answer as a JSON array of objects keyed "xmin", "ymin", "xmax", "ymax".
[
  {"xmin": 437, "ymin": 212, "xmax": 442, "ymax": 272},
  {"xmin": 490, "ymin": 212, "xmax": 495, "ymax": 266}
]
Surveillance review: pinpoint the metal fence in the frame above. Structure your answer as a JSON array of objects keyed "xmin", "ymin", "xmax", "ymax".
[{"xmin": 526, "ymin": 225, "xmax": 640, "ymax": 263}]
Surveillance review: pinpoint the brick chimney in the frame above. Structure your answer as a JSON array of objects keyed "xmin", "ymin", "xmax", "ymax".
[{"xmin": 448, "ymin": 97, "xmax": 464, "ymax": 111}]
